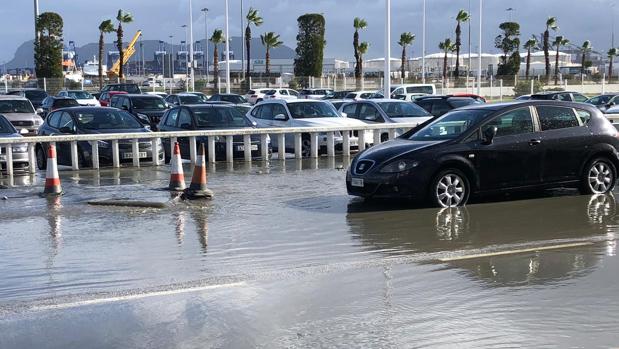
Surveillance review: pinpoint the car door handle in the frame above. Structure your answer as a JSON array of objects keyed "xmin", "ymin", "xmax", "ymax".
[{"xmin": 529, "ymin": 139, "xmax": 541, "ymax": 146}]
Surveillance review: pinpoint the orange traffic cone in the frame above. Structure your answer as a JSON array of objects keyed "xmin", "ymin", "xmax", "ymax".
[
  {"xmin": 183, "ymin": 143, "xmax": 213, "ymax": 200},
  {"xmin": 43, "ymin": 144, "xmax": 63, "ymax": 196},
  {"xmin": 168, "ymin": 142, "xmax": 186, "ymax": 191}
]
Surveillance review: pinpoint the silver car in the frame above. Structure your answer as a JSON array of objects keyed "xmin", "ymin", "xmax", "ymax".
[
  {"xmin": 0, "ymin": 96, "xmax": 43, "ymax": 135},
  {"xmin": 0, "ymin": 114, "xmax": 29, "ymax": 173}
]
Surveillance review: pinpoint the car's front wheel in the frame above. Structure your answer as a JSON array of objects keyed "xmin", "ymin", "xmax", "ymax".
[
  {"xmin": 430, "ymin": 169, "xmax": 470, "ymax": 208},
  {"xmin": 581, "ymin": 158, "xmax": 617, "ymax": 195},
  {"xmin": 36, "ymin": 145, "xmax": 47, "ymax": 170}
]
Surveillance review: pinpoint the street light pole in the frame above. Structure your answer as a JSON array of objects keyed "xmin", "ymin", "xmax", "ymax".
[
  {"xmin": 384, "ymin": 0, "xmax": 391, "ymax": 98},
  {"xmin": 201, "ymin": 8, "xmax": 208, "ymax": 81},
  {"xmin": 241, "ymin": 0, "xmax": 245, "ymax": 80},
  {"xmin": 422, "ymin": 0, "xmax": 426, "ymax": 83},
  {"xmin": 182, "ymin": 24, "xmax": 188, "ymax": 91},
  {"xmin": 477, "ymin": 0, "xmax": 482, "ymax": 95},
  {"xmin": 225, "ymin": 0, "xmax": 231, "ymax": 94},
  {"xmin": 189, "ymin": 0, "xmax": 195, "ymax": 92}
]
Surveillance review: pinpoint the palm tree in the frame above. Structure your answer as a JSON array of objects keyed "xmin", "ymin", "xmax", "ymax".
[
  {"xmin": 543, "ymin": 17, "xmax": 558, "ymax": 82},
  {"xmin": 98, "ymin": 19, "xmax": 114, "ymax": 89},
  {"xmin": 454, "ymin": 10, "xmax": 470, "ymax": 79},
  {"xmin": 244, "ymin": 8, "xmax": 263, "ymax": 80},
  {"xmin": 353, "ymin": 17, "xmax": 368, "ymax": 88},
  {"xmin": 523, "ymin": 36, "xmax": 537, "ymax": 79},
  {"xmin": 260, "ymin": 32, "xmax": 283, "ymax": 87},
  {"xmin": 608, "ymin": 48, "xmax": 618, "ymax": 83},
  {"xmin": 210, "ymin": 29, "xmax": 225, "ymax": 90},
  {"xmin": 358, "ymin": 41, "xmax": 369, "ymax": 80},
  {"xmin": 553, "ymin": 35, "xmax": 569, "ymax": 85},
  {"xmin": 398, "ymin": 32, "xmax": 415, "ymax": 79},
  {"xmin": 115, "ymin": 9, "xmax": 134, "ymax": 80},
  {"xmin": 439, "ymin": 38, "xmax": 455, "ymax": 81},
  {"xmin": 580, "ymin": 40, "xmax": 592, "ymax": 75}
]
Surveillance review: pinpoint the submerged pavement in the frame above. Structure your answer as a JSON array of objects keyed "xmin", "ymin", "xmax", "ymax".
[{"xmin": 1, "ymin": 158, "xmax": 619, "ymax": 348}]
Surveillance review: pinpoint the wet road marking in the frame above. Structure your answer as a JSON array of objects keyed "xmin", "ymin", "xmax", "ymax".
[
  {"xmin": 438, "ymin": 242, "xmax": 594, "ymax": 262},
  {"xmin": 32, "ymin": 282, "xmax": 246, "ymax": 312}
]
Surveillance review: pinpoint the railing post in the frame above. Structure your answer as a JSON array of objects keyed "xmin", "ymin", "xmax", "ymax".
[
  {"xmin": 243, "ymin": 134, "xmax": 252, "ymax": 162},
  {"xmin": 208, "ymin": 136, "xmax": 216, "ymax": 163},
  {"xmin": 373, "ymin": 129, "xmax": 381, "ymax": 146},
  {"xmin": 189, "ymin": 136, "xmax": 197, "ymax": 164},
  {"xmin": 71, "ymin": 141, "xmax": 79, "ymax": 170},
  {"xmin": 226, "ymin": 136, "xmax": 233, "ymax": 163},
  {"xmin": 388, "ymin": 128, "xmax": 396, "ymax": 140},
  {"xmin": 6, "ymin": 144, "xmax": 13, "ymax": 178},
  {"xmin": 112, "ymin": 140, "xmax": 120, "ymax": 168},
  {"xmin": 28, "ymin": 143, "xmax": 36, "ymax": 174},
  {"xmin": 260, "ymin": 134, "xmax": 269, "ymax": 160},
  {"xmin": 530, "ymin": 79, "xmax": 534, "ymax": 95},
  {"xmin": 327, "ymin": 132, "xmax": 335, "ymax": 157},
  {"xmin": 358, "ymin": 130, "xmax": 366, "ymax": 151},
  {"xmin": 278, "ymin": 133, "xmax": 286, "ymax": 160},
  {"xmin": 342, "ymin": 131, "xmax": 350, "ymax": 156},
  {"xmin": 602, "ymin": 73, "xmax": 606, "ymax": 94},
  {"xmin": 310, "ymin": 132, "xmax": 318, "ymax": 158},
  {"xmin": 294, "ymin": 133, "xmax": 302, "ymax": 159},
  {"xmin": 151, "ymin": 138, "xmax": 161, "ymax": 166},
  {"xmin": 132, "ymin": 139, "xmax": 140, "ymax": 167},
  {"xmin": 91, "ymin": 141, "xmax": 100, "ymax": 169},
  {"xmin": 170, "ymin": 137, "xmax": 177, "ymax": 157},
  {"xmin": 499, "ymin": 79, "xmax": 503, "ymax": 102}
]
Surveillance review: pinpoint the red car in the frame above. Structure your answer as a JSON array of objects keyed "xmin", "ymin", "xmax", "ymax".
[
  {"xmin": 451, "ymin": 93, "xmax": 486, "ymax": 103},
  {"xmin": 99, "ymin": 91, "xmax": 127, "ymax": 107}
]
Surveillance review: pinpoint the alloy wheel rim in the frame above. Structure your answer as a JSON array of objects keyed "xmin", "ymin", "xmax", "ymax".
[
  {"xmin": 588, "ymin": 162, "xmax": 613, "ymax": 193},
  {"xmin": 436, "ymin": 173, "xmax": 465, "ymax": 208}
]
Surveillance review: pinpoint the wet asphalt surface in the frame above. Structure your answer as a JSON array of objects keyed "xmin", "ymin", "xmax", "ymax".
[{"xmin": 1, "ymin": 158, "xmax": 619, "ymax": 348}]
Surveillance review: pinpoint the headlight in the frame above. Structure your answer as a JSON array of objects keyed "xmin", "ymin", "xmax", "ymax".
[
  {"xmin": 379, "ymin": 159, "xmax": 419, "ymax": 173},
  {"xmin": 11, "ymin": 144, "xmax": 28, "ymax": 153},
  {"xmin": 97, "ymin": 140, "xmax": 110, "ymax": 148},
  {"xmin": 34, "ymin": 118, "xmax": 43, "ymax": 125}
]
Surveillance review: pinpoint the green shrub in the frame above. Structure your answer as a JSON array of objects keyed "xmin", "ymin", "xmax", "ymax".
[{"xmin": 513, "ymin": 80, "xmax": 543, "ymax": 96}]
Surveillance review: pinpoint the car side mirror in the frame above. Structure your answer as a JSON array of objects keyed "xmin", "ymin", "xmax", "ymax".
[
  {"xmin": 482, "ymin": 126, "xmax": 497, "ymax": 145},
  {"xmin": 274, "ymin": 113, "xmax": 287, "ymax": 121},
  {"xmin": 36, "ymin": 108, "xmax": 44, "ymax": 114},
  {"xmin": 341, "ymin": 112, "xmax": 348, "ymax": 118},
  {"xmin": 59, "ymin": 126, "xmax": 75, "ymax": 134}
]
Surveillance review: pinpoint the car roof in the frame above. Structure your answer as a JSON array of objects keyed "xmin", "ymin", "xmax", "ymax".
[
  {"xmin": 0, "ymin": 95, "xmax": 29, "ymax": 100},
  {"xmin": 457, "ymin": 100, "xmax": 598, "ymax": 112},
  {"xmin": 123, "ymin": 94, "xmax": 160, "ymax": 98},
  {"xmin": 182, "ymin": 103, "xmax": 235, "ymax": 109}
]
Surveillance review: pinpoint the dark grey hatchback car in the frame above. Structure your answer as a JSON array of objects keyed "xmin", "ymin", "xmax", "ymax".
[{"xmin": 347, "ymin": 101, "xmax": 619, "ymax": 207}]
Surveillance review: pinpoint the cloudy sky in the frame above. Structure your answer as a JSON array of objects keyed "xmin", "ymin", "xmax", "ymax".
[{"xmin": 0, "ymin": 0, "xmax": 615, "ymax": 62}]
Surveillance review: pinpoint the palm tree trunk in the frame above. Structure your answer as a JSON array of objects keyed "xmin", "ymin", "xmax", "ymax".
[
  {"xmin": 401, "ymin": 47, "xmax": 406, "ymax": 79},
  {"xmin": 265, "ymin": 48, "xmax": 270, "ymax": 88},
  {"xmin": 354, "ymin": 30, "xmax": 360, "ymax": 88},
  {"xmin": 214, "ymin": 45, "xmax": 219, "ymax": 89},
  {"xmin": 581, "ymin": 52, "xmax": 585, "ymax": 75},
  {"xmin": 610, "ymin": 59, "xmax": 614, "ymax": 84},
  {"xmin": 543, "ymin": 30, "xmax": 550, "ymax": 82},
  {"xmin": 98, "ymin": 32, "xmax": 104, "ymax": 90},
  {"xmin": 526, "ymin": 49, "xmax": 531, "ymax": 79},
  {"xmin": 455, "ymin": 23, "xmax": 461, "ymax": 78},
  {"xmin": 554, "ymin": 46, "xmax": 560, "ymax": 85},
  {"xmin": 443, "ymin": 51, "xmax": 448, "ymax": 81},
  {"xmin": 245, "ymin": 26, "xmax": 251, "ymax": 80},
  {"xmin": 117, "ymin": 24, "xmax": 124, "ymax": 80}
]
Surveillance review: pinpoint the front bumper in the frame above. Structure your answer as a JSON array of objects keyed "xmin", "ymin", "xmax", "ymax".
[
  {"xmin": 0, "ymin": 149, "xmax": 30, "ymax": 172},
  {"xmin": 346, "ymin": 167, "xmax": 430, "ymax": 200}
]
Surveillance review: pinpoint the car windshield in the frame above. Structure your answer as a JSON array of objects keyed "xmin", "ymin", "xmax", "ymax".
[
  {"xmin": 287, "ymin": 102, "xmax": 339, "ymax": 118},
  {"xmin": 179, "ymin": 95, "xmax": 203, "ymax": 104},
  {"xmin": 0, "ymin": 100, "xmax": 35, "ymax": 113},
  {"xmin": 54, "ymin": 99, "xmax": 79, "ymax": 108},
  {"xmin": 67, "ymin": 91, "xmax": 93, "ymax": 99},
  {"xmin": 0, "ymin": 116, "xmax": 16, "ymax": 133},
  {"xmin": 192, "ymin": 93, "xmax": 209, "ymax": 102},
  {"xmin": 193, "ymin": 107, "xmax": 250, "ymax": 128},
  {"xmin": 409, "ymin": 109, "xmax": 492, "ymax": 141},
  {"xmin": 132, "ymin": 97, "xmax": 167, "ymax": 110},
  {"xmin": 449, "ymin": 98, "xmax": 482, "ymax": 108},
  {"xmin": 377, "ymin": 102, "xmax": 429, "ymax": 118},
  {"xmin": 24, "ymin": 90, "xmax": 47, "ymax": 99},
  {"xmin": 75, "ymin": 109, "xmax": 143, "ymax": 130},
  {"xmin": 220, "ymin": 95, "xmax": 247, "ymax": 104},
  {"xmin": 109, "ymin": 84, "xmax": 141, "ymax": 93}
]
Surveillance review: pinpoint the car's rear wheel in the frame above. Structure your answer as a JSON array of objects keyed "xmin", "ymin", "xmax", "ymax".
[
  {"xmin": 301, "ymin": 135, "xmax": 311, "ymax": 158},
  {"xmin": 36, "ymin": 145, "xmax": 47, "ymax": 170},
  {"xmin": 430, "ymin": 169, "xmax": 470, "ymax": 208},
  {"xmin": 581, "ymin": 158, "xmax": 617, "ymax": 194}
]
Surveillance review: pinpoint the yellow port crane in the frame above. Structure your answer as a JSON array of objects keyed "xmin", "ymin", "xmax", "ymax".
[{"xmin": 107, "ymin": 30, "xmax": 142, "ymax": 78}]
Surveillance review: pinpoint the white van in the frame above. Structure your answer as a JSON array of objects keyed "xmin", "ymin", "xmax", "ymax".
[{"xmin": 390, "ymin": 84, "xmax": 436, "ymax": 98}]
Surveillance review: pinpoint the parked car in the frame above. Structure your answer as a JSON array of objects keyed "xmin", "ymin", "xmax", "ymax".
[
  {"xmin": 414, "ymin": 95, "xmax": 483, "ymax": 117},
  {"xmin": 165, "ymin": 93, "xmax": 206, "ymax": 106},
  {"xmin": 263, "ymin": 89, "xmax": 299, "ymax": 101},
  {"xmin": 324, "ymin": 90, "xmax": 354, "ymax": 100},
  {"xmin": 246, "ymin": 100, "xmax": 370, "ymax": 156},
  {"xmin": 347, "ymin": 101, "xmax": 617, "ymax": 207},
  {"xmin": 340, "ymin": 99, "xmax": 433, "ymax": 141},
  {"xmin": 100, "ymin": 83, "xmax": 142, "ymax": 94},
  {"xmin": 36, "ymin": 107, "xmax": 163, "ymax": 169},
  {"xmin": 585, "ymin": 94, "xmax": 619, "ymax": 112},
  {"xmin": 145, "ymin": 91, "xmax": 168, "ymax": 98},
  {"xmin": 189, "ymin": 92, "xmax": 210, "ymax": 102},
  {"xmin": 110, "ymin": 94, "xmax": 168, "ymax": 130},
  {"xmin": 299, "ymin": 88, "xmax": 334, "ymax": 100},
  {"xmin": 208, "ymin": 93, "xmax": 250, "ymax": 104},
  {"xmin": 244, "ymin": 89, "xmax": 274, "ymax": 104},
  {"xmin": 344, "ymin": 91, "xmax": 384, "ymax": 101},
  {"xmin": 57, "ymin": 90, "xmax": 100, "ymax": 106},
  {"xmin": 389, "ymin": 84, "xmax": 436, "ymax": 98},
  {"xmin": 158, "ymin": 104, "xmax": 269, "ymax": 161},
  {"xmin": 6, "ymin": 89, "xmax": 48, "ymax": 108},
  {"xmin": 393, "ymin": 93, "xmax": 430, "ymax": 102},
  {"xmin": 0, "ymin": 96, "xmax": 44, "ymax": 135},
  {"xmin": 99, "ymin": 91, "xmax": 127, "ymax": 107},
  {"xmin": 0, "ymin": 114, "xmax": 29, "ymax": 173},
  {"xmin": 40, "ymin": 96, "xmax": 80, "ymax": 117},
  {"xmin": 327, "ymin": 99, "xmax": 347, "ymax": 111},
  {"xmin": 530, "ymin": 91, "xmax": 589, "ymax": 102}
]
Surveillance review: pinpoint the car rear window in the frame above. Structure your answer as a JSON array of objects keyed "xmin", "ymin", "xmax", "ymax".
[
  {"xmin": 0, "ymin": 116, "xmax": 15, "ymax": 133},
  {"xmin": 377, "ymin": 102, "xmax": 430, "ymax": 118},
  {"xmin": 24, "ymin": 90, "xmax": 47, "ymax": 99},
  {"xmin": 54, "ymin": 99, "xmax": 80, "ymax": 108},
  {"xmin": 448, "ymin": 98, "xmax": 481, "ymax": 108},
  {"xmin": 0, "ymin": 100, "xmax": 35, "ymax": 113},
  {"xmin": 536, "ymin": 106, "xmax": 580, "ymax": 130}
]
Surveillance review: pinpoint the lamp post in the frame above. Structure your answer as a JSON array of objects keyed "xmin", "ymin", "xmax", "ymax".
[
  {"xmin": 422, "ymin": 0, "xmax": 426, "ymax": 83},
  {"xmin": 181, "ymin": 24, "xmax": 188, "ymax": 91},
  {"xmin": 188, "ymin": 0, "xmax": 195, "ymax": 92},
  {"xmin": 34, "ymin": 0, "xmax": 40, "ymax": 42},
  {"xmin": 477, "ymin": 0, "xmax": 482, "ymax": 95},
  {"xmin": 384, "ymin": 0, "xmax": 391, "ymax": 98},
  {"xmin": 201, "ymin": 8, "xmax": 209, "ymax": 81},
  {"xmin": 225, "ymin": 0, "xmax": 231, "ymax": 93},
  {"xmin": 241, "ymin": 0, "xmax": 245, "ymax": 80}
]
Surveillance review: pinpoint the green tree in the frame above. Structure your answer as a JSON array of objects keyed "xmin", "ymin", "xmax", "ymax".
[
  {"xmin": 580, "ymin": 40, "xmax": 592, "ymax": 75},
  {"xmin": 245, "ymin": 8, "xmax": 263, "ymax": 80},
  {"xmin": 608, "ymin": 48, "xmax": 617, "ymax": 83},
  {"xmin": 524, "ymin": 36, "xmax": 537, "ymax": 79},
  {"xmin": 454, "ymin": 10, "xmax": 470, "ymax": 78},
  {"xmin": 98, "ymin": 19, "xmax": 115, "ymax": 90},
  {"xmin": 34, "ymin": 12, "xmax": 64, "ymax": 78},
  {"xmin": 115, "ymin": 9, "xmax": 134, "ymax": 80},
  {"xmin": 353, "ymin": 17, "xmax": 368, "ymax": 88},
  {"xmin": 210, "ymin": 29, "xmax": 225, "ymax": 90},
  {"xmin": 553, "ymin": 35, "xmax": 569, "ymax": 85},
  {"xmin": 495, "ymin": 22, "xmax": 521, "ymax": 76},
  {"xmin": 260, "ymin": 32, "xmax": 283, "ymax": 87},
  {"xmin": 293, "ymin": 14, "xmax": 326, "ymax": 86},
  {"xmin": 438, "ymin": 38, "xmax": 455, "ymax": 80},
  {"xmin": 398, "ymin": 32, "xmax": 415, "ymax": 79},
  {"xmin": 543, "ymin": 17, "xmax": 558, "ymax": 82}
]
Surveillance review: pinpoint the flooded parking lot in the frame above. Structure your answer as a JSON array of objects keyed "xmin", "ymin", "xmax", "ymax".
[{"xmin": 1, "ymin": 158, "xmax": 619, "ymax": 348}]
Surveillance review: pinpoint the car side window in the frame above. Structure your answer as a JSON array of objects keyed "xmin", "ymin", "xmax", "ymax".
[
  {"xmin": 575, "ymin": 109, "xmax": 592, "ymax": 124},
  {"xmin": 47, "ymin": 111, "xmax": 61, "ymax": 126},
  {"xmin": 289, "ymin": 90, "xmax": 299, "ymax": 97},
  {"xmin": 279, "ymin": 90, "xmax": 288, "ymax": 95},
  {"xmin": 272, "ymin": 104, "xmax": 288, "ymax": 117},
  {"xmin": 432, "ymin": 100, "xmax": 451, "ymax": 116},
  {"xmin": 177, "ymin": 108, "xmax": 193, "ymax": 128},
  {"xmin": 536, "ymin": 106, "xmax": 580, "ymax": 131},
  {"xmin": 110, "ymin": 96, "xmax": 120, "ymax": 108},
  {"xmin": 485, "ymin": 108, "xmax": 534, "ymax": 137},
  {"xmin": 342, "ymin": 104, "xmax": 358, "ymax": 118},
  {"xmin": 100, "ymin": 92, "xmax": 108, "ymax": 100},
  {"xmin": 122, "ymin": 98, "xmax": 131, "ymax": 109},
  {"xmin": 358, "ymin": 104, "xmax": 380, "ymax": 121},
  {"xmin": 251, "ymin": 105, "xmax": 262, "ymax": 117},
  {"xmin": 415, "ymin": 100, "xmax": 432, "ymax": 113},
  {"xmin": 557, "ymin": 93, "xmax": 571, "ymax": 101},
  {"xmin": 164, "ymin": 109, "xmax": 179, "ymax": 127},
  {"xmin": 259, "ymin": 104, "xmax": 274, "ymax": 120},
  {"xmin": 58, "ymin": 112, "xmax": 74, "ymax": 130},
  {"xmin": 573, "ymin": 94, "xmax": 588, "ymax": 103}
]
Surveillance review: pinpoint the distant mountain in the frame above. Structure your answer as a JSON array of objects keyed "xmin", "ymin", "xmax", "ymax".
[{"xmin": 5, "ymin": 36, "xmax": 296, "ymax": 70}]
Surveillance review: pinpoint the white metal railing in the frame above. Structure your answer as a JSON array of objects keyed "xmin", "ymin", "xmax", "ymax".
[{"xmin": 0, "ymin": 122, "xmax": 421, "ymax": 178}]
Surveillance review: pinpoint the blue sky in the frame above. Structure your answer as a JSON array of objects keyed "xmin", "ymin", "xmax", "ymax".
[{"xmin": 0, "ymin": 0, "xmax": 615, "ymax": 62}]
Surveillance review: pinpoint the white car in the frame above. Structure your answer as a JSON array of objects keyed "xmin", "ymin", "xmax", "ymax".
[
  {"xmin": 344, "ymin": 90, "xmax": 384, "ymax": 101},
  {"xmin": 390, "ymin": 84, "xmax": 436, "ymax": 98},
  {"xmin": 57, "ymin": 90, "xmax": 100, "ymax": 106},
  {"xmin": 245, "ymin": 89, "xmax": 273, "ymax": 104},
  {"xmin": 299, "ymin": 88, "xmax": 334, "ymax": 100},
  {"xmin": 246, "ymin": 99, "xmax": 371, "ymax": 156},
  {"xmin": 263, "ymin": 88, "xmax": 299, "ymax": 102}
]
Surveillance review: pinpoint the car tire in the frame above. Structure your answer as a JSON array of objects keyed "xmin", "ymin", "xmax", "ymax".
[
  {"xmin": 429, "ymin": 168, "xmax": 470, "ymax": 208},
  {"xmin": 580, "ymin": 157, "xmax": 617, "ymax": 195},
  {"xmin": 36, "ymin": 145, "xmax": 47, "ymax": 171},
  {"xmin": 301, "ymin": 135, "xmax": 311, "ymax": 158}
]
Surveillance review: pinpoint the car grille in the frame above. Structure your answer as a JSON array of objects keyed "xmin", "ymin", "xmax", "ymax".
[
  {"xmin": 354, "ymin": 160, "xmax": 374, "ymax": 175},
  {"xmin": 11, "ymin": 121, "xmax": 34, "ymax": 127}
]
